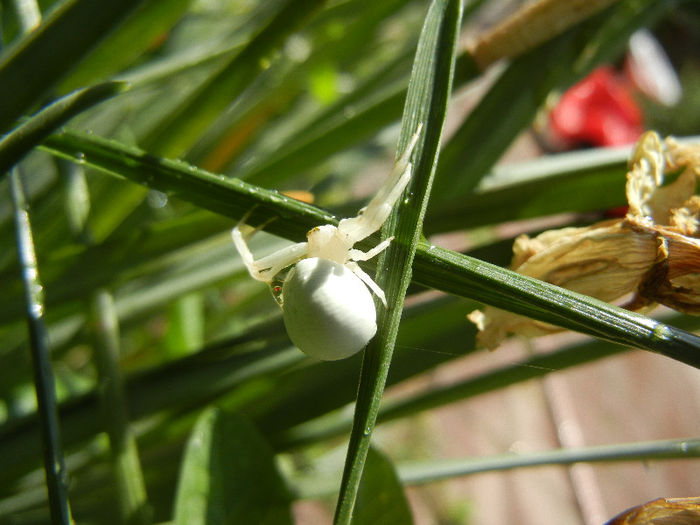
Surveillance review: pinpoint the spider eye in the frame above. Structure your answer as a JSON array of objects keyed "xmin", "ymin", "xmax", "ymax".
[{"xmin": 270, "ymin": 283, "xmax": 284, "ymax": 307}]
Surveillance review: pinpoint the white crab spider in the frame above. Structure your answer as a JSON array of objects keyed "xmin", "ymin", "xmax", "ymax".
[{"xmin": 232, "ymin": 124, "xmax": 422, "ymax": 361}]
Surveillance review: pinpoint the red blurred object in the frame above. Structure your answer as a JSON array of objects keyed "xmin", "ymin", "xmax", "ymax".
[{"xmin": 549, "ymin": 66, "xmax": 644, "ymax": 148}]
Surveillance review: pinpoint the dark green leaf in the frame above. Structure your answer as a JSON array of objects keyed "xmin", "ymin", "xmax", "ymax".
[
  {"xmin": 334, "ymin": 0, "xmax": 463, "ymax": 522},
  {"xmin": 173, "ymin": 408, "xmax": 292, "ymax": 525},
  {"xmin": 9, "ymin": 168, "xmax": 72, "ymax": 524},
  {"xmin": 353, "ymin": 447, "xmax": 413, "ymax": 525}
]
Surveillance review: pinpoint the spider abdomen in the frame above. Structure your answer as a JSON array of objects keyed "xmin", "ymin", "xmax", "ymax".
[{"xmin": 282, "ymin": 258, "xmax": 377, "ymax": 360}]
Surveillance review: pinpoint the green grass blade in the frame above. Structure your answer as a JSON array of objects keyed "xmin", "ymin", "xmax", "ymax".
[
  {"xmin": 0, "ymin": 295, "xmax": 473, "ymax": 487},
  {"xmin": 58, "ymin": 159, "xmax": 91, "ymax": 240},
  {"xmin": 427, "ymin": 145, "xmax": 632, "ymax": 232},
  {"xmin": 0, "ymin": 212, "xmax": 235, "ymax": 326},
  {"xmin": 0, "ymin": 0, "xmax": 146, "ymax": 133},
  {"xmin": 397, "ymin": 438, "xmax": 700, "ymax": 485},
  {"xmin": 0, "ymin": 81, "xmax": 129, "ymax": 175},
  {"xmin": 57, "ymin": 0, "xmax": 194, "ymax": 94},
  {"xmin": 412, "ymin": 245, "xmax": 700, "ymax": 369},
  {"xmin": 192, "ymin": 0, "xmax": 419, "ymax": 175},
  {"xmin": 275, "ymin": 334, "xmax": 629, "ymax": 449},
  {"xmin": 224, "ymin": 49, "xmax": 479, "ymax": 187},
  {"xmin": 240, "ymin": 66, "xmax": 409, "ymax": 187},
  {"xmin": 7, "ymin": 0, "xmax": 41, "ymax": 34},
  {"xmin": 173, "ymin": 408, "xmax": 293, "ymax": 525},
  {"xmin": 39, "ymin": 130, "xmax": 700, "ymax": 368},
  {"xmin": 90, "ymin": 289, "xmax": 151, "ymax": 525},
  {"xmin": 165, "ymin": 293, "xmax": 206, "ymax": 357},
  {"xmin": 292, "ymin": 437, "xmax": 700, "ymax": 498},
  {"xmin": 41, "ymin": 130, "xmax": 335, "ymax": 240},
  {"xmin": 143, "ymin": 0, "xmax": 328, "ymax": 158},
  {"xmin": 9, "ymin": 167, "xmax": 72, "ymax": 524},
  {"xmin": 334, "ymin": 0, "xmax": 463, "ymax": 522},
  {"xmin": 430, "ymin": 0, "xmax": 667, "ymax": 207},
  {"xmin": 0, "ymin": 327, "xmax": 302, "ymax": 486}
]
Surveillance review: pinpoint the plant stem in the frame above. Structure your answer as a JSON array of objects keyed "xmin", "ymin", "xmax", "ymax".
[{"xmin": 10, "ymin": 167, "xmax": 73, "ymax": 525}]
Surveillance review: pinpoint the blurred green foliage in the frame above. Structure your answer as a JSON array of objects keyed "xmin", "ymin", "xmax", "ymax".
[{"xmin": 1, "ymin": 0, "xmax": 699, "ymax": 523}]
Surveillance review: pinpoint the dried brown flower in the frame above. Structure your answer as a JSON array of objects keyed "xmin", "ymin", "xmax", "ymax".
[
  {"xmin": 469, "ymin": 132, "xmax": 700, "ymax": 349},
  {"xmin": 604, "ymin": 496, "xmax": 700, "ymax": 525}
]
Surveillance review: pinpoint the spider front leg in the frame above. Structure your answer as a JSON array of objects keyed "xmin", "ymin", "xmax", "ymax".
[
  {"xmin": 338, "ymin": 123, "xmax": 422, "ymax": 245},
  {"xmin": 348, "ymin": 236, "xmax": 394, "ymax": 262},
  {"xmin": 232, "ymin": 221, "xmax": 308, "ymax": 283}
]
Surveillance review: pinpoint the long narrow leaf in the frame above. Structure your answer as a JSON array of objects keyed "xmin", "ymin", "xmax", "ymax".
[
  {"xmin": 173, "ymin": 408, "xmax": 292, "ymax": 525},
  {"xmin": 0, "ymin": 81, "xmax": 128, "ymax": 175},
  {"xmin": 40, "ymin": 129, "xmax": 700, "ymax": 368},
  {"xmin": 430, "ymin": 0, "xmax": 667, "ymax": 206},
  {"xmin": 334, "ymin": 0, "xmax": 462, "ymax": 522},
  {"xmin": 292, "ymin": 438, "xmax": 700, "ymax": 498},
  {"xmin": 56, "ymin": 0, "xmax": 193, "ymax": 94},
  {"xmin": 412, "ymin": 245, "xmax": 700, "ymax": 369},
  {"xmin": 143, "ymin": 0, "xmax": 328, "ymax": 158},
  {"xmin": 0, "ymin": 0, "xmax": 145, "ymax": 132},
  {"xmin": 90, "ymin": 289, "xmax": 150, "ymax": 524},
  {"xmin": 397, "ymin": 438, "xmax": 700, "ymax": 485},
  {"xmin": 9, "ymin": 168, "xmax": 72, "ymax": 524},
  {"xmin": 0, "ymin": 293, "xmax": 473, "ymax": 485}
]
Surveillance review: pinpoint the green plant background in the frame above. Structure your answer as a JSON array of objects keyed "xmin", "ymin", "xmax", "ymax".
[{"xmin": 1, "ymin": 0, "xmax": 699, "ymax": 524}]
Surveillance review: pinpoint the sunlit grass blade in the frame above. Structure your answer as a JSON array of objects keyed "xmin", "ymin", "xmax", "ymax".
[
  {"xmin": 430, "ymin": 0, "xmax": 667, "ymax": 206},
  {"xmin": 291, "ymin": 437, "xmax": 700, "ymax": 498},
  {"xmin": 193, "ymin": 0, "xmax": 419, "ymax": 175},
  {"xmin": 427, "ymin": 144, "xmax": 633, "ymax": 232},
  {"xmin": 334, "ymin": 0, "xmax": 463, "ymax": 522},
  {"xmin": 0, "ymin": 0, "xmax": 145, "ymax": 133},
  {"xmin": 56, "ymin": 0, "xmax": 193, "ymax": 94},
  {"xmin": 412, "ymin": 245, "xmax": 700, "ymax": 369},
  {"xmin": 397, "ymin": 438, "xmax": 700, "ymax": 485},
  {"xmin": 0, "ymin": 81, "xmax": 128, "ymax": 175},
  {"xmin": 143, "ymin": 0, "xmax": 328, "ymax": 158},
  {"xmin": 40, "ymin": 129, "xmax": 700, "ymax": 368},
  {"xmin": 58, "ymin": 158, "xmax": 91, "ymax": 240},
  {"xmin": 9, "ymin": 167, "xmax": 72, "ymax": 524},
  {"xmin": 41, "ymin": 129, "xmax": 335, "ymax": 241}
]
